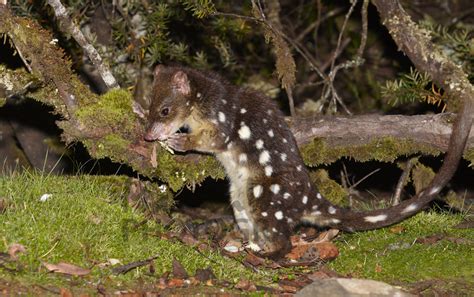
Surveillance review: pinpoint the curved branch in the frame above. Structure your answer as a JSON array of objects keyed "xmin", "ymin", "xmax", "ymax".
[{"xmin": 46, "ymin": 0, "xmax": 119, "ymax": 90}]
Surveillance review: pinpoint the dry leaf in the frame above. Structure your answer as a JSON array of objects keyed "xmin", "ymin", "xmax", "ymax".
[
  {"xmin": 316, "ymin": 229, "xmax": 339, "ymax": 242},
  {"xmin": 8, "ymin": 243, "xmax": 26, "ymax": 260},
  {"xmin": 315, "ymin": 242, "xmax": 339, "ymax": 260},
  {"xmin": 194, "ymin": 267, "xmax": 216, "ymax": 282},
  {"xmin": 43, "ymin": 262, "xmax": 91, "ymax": 276},
  {"xmin": 172, "ymin": 258, "xmax": 188, "ymax": 279},
  {"xmin": 167, "ymin": 278, "xmax": 185, "ymax": 287},
  {"xmin": 244, "ymin": 253, "xmax": 265, "ymax": 267},
  {"xmin": 235, "ymin": 279, "xmax": 257, "ymax": 291},
  {"xmin": 60, "ymin": 288, "xmax": 73, "ymax": 297}
]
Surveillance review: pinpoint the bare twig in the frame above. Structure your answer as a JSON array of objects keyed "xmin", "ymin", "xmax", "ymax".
[
  {"xmin": 329, "ymin": 0, "xmax": 358, "ymax": 72},
  {"xmin": 392, "ymin": 158, "xmax": 417, "ymax": 205},
  {"xmin": 10, "ymin": 39, "xmax": 32, "ymax": 72},
  {"xmin": 46, "ymin": 0, "xmax": 119, "ymax": 90},
  {"xmin": 356, "ymin": 0, "xmax": 369, "ymax": 60}
]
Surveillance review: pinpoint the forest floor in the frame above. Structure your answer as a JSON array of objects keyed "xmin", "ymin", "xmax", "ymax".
[{"xmin": 0, "ymin": 172, "xmax": 473, "ymax": 296}]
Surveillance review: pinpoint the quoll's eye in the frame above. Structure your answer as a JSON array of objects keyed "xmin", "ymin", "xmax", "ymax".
[{"xmin": 160, "ymin": 107, "xmax": 170, "ymax": 117}]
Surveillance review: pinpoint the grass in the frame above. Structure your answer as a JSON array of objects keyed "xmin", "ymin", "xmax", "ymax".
[
  {"xmin": 1, "ymin": 171, "xmax": 473, "ymax": 294},
  {"xmin": 0, "ymin": 171, "xmax": 265, "ymax": 291},
  {"xmin": 330, "ymin": 211, "xmax": 474, "ymax": 283}
]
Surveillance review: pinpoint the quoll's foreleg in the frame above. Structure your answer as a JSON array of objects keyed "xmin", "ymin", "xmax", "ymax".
[{"xmin": 166, "ymin": 127, "xmax": 224, "ymax": 153}]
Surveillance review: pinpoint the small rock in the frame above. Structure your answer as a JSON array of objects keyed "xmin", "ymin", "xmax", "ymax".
[{"xmin": 295, "ymin": 278, "xmax": 414, "ymax": 297}]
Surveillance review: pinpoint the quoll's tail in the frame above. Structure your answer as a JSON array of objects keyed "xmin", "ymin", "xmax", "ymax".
[{"xmin": 330, "ymin": 103, "xmax": 472, "ymax": 231}]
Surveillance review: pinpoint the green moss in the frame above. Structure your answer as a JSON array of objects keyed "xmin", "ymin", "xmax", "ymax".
[
  {"xmin": 76, "ymin": 89, "xmax": 136, "ymax": 133},
  {"xmin": 301, "ymin": 136, "xmax": 441, "ymax": 166},
  {"xmin": 330, "ymin": 211, "xmax": 474, "ymax": 283},
  {"xmin": 411, "ymin": 162, "xmax": 435, "ymax": 194},
  {"xmin": 0, "ymin": 172, "xmax": 264, "ymax": 291},
  {"xmin": 150, "ymin": 148, "xmax": 225, "ymax": 192},
  {"xmin": 310, "ymin": 170, "xmax": 348, "ymax": 205}
]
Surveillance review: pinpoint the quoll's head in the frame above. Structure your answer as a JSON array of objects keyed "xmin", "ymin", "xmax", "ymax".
[{"xmin": 144, "ymin": 65, "xmax": 193, "ymax": 142}]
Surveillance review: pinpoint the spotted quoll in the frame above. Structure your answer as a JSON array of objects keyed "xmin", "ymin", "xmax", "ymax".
[{"xmin": 137, "ymin": 65, "xmax": 449, "ymax": 258}]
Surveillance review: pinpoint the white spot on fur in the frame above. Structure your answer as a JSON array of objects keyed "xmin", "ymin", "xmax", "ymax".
[
  {"xmin": 328, "ymin": 206, "xmax": 337, "ymax": 214},
  {"xmin": 259, "ymin": 150, "xmax": 270, "ymax": 164},
  {"xmin": 312, "ymin": 205, "xmax": 318, "ymax": 210},
  {"xmin": 283, "ymin": 138, "xmax": 288, "ymax": 143},
  {"xmin": 302, "ymin": 196, "xmax": 308, "ymax": 204},
  {"xmin": 246, "ymin": 242, "xmax": 261, "ymax": 252},
  {"xmin": 283, "ymin": 193, "xmax": 291, "ymax": 199},
  {"xmin": 197, "ymin": 92, "xmax": 201, "ymax": 98},
  {"xmin": 270, "ymin": 184, "xmax": 281, "ymax": 194},
  {"xmin": 261, "ymin": 212, "xmax": 268, "ymax": 217},
  {"xmin": 274, "ymin": 211, "xmax": 283, "ymax": 220},
  {"xmin": 312, "ymin": 211, "xmax": 322, "ymax": 216},
  {"xmin": 218, "ymin": 111, "xmax": 226, "ymax": 123},
  {"xmin": 256, "ymin": 139, "xmax": 264, "ymax": 149},
  {"xmin": 280, "ymin": 153, "xmax": 287, "ymax": 161},
  {"xmin": 364, "ymin": 214, "xmax": 388, "ymax": 223},
  {"xmin": 287, "ymin": 218, "xmax": 294, "ymax": 223},
  {"xmin": 267, "ymin": 110, "xmax": 273, "ymax": 115},
  {"xmin": 272, "ymin": 227, "xmax": 278, "ymax": 233},
  {"xmin": 263, "ymin": 118, "xmax": 268, "ymax": 124},
  {"xmin": 253, "ymin": 185, "xmax": 263, "ymax": 198},
  {"xmin": 240, "ymin": 108, "xmax": 247, "ymax": 114},
  {"xmin": 268, "ymin": 129, "xmax": 274, "ymax": 137},
  {"xmin": 316, "ymin": 193, "xmax": 322, "ymax": 199},
  {"xmin": 401, "ymin": 203, "xmax": 418, "ymax": 214},
  {"xmin": 265, "ymin": 165, "xmax": 273, "ymax": 176},
  {"xmin": 221, "ymin": 99, "xmax": 227, "ymax": 104},
  {"xmin": 296, "ymin": 165, "xmax": 302, "ymax": 171},
  {"xmin": 330, "ymin": 219, "xmax": 341, "ymax": 224},
  {"xmin": 239, "ymin": 153, "xmax": 247, "ymax": 163},
  {"xmin": 238, "ymin": 125, "xmax": 251, "ymax": 139}
]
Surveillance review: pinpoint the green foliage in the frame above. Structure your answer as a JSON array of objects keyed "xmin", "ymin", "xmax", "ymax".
[
  {"xmin": 181, "ymin": 0, "xmax": 216, "ymax": 19},
  {"xmin": 381, "ymin": 68, "xmax": 445, "ymax": 109}
]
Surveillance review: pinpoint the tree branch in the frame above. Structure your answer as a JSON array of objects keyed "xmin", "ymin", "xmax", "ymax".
[{"xmin": 46, "ymin": 0, "xmax": 119, "ymax": 90}]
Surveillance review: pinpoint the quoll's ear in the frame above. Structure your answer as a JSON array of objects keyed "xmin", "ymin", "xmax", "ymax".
[
  {"xmin": 132, "ymin": 100, "xmax": 148, "ymax": 119},
  {"xmin": 172, "ymin": 71, "xmax": 191, "ymax": 96}
]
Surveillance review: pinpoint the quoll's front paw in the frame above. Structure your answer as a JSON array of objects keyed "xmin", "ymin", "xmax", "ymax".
[{"xmin": 166, "ymin": 133, "xmax": 190, "ymax": 152}]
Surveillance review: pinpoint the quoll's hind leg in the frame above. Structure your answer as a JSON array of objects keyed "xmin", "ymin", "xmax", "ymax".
[
  {"xmin": 232, "ymin": 198, "xmax": 292, "ymax": 258},
  {"xmin": 253, "ymin": 220, "xmax": 292, "ymax": 259}
]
